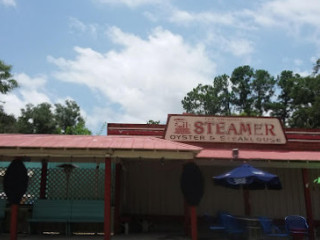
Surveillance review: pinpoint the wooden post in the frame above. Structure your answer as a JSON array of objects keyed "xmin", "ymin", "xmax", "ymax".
[
  {"xmin": 190, "ymin": 206, "xmax": 198, "ymax": 240},
  {"xmin": 302, "ymin": 168, "xmax": 315, "ymax": 240},
  {"xmin": 104, "ymin": 157, "xmax": 112, "ymax": 240},
  {"xmin": 10, "ymin": 204, "xmax": 19, "ymax": 240},
  {"xmin": 114, "ymin": 163, "xmax": 122, "ymax": 234},
  {"xmin": 40, "ymin": 159, "xmax": 48, "ymax": 199}
]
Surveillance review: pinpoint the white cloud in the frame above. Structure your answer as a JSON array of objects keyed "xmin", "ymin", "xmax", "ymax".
[
  {"xmin": 2, "ymin": 73, "xmax": 51, "ymax": 117},
  {"xmin": 242, "ymin": 0, "xmax": 320, "ymax": 45},
  {"xmin": 69, "ymin": 17, "xmax": 98, "ymax": 38},
  {"xmin": 48, "ymin": 27, "xmax": 215, "ymax": 124},
  {"xmin": 95, "ymin": 0, "xmax": 168, "ymax": 8},
  {"xmin": 226, "ymin": 39, "xmax": 254, "ymax": 57},
  {"xmin": 205, "ymin": 31, "xmax": 254, "ymax": 57},
  {"xmin": 169, "ymin": 9, "xmax": 236, "ymax": 27},
  {"xmin": 254, "ymin": 0, "xmax": 320, "ymax": 28},
  {"xmin": 0, "ymin": 0, "xmax": 16, "ymax": 7}
]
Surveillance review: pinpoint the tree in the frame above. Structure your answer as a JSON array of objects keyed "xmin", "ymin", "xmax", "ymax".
[
  {"xmin": 65, "ymin": 119, "xmax": 92, "ymax": 135},
  {"xmin": 0, "ymin": 106, "xmax": 17, "ymax": 133},
  {"xmin": 54, "ymin": 100, "xmax": 86, "ymax": 134},
  {"xmin": 230, "ymin": 65, "xmax": 255, "ymax": 115},
  {"xmin": 312, "ymin": 58, "xmax": 320, "ymax": 76},
  {"xmin": 289, "ymin": 74, "xmax": 320, "ymax": 128},
  {"xmin": 269, "ymin": 71, "xmax": 298, "ymax": 125},
  {"xmin": 0, "ymin": 60, "xmax": 18, "ymax": 95},
  {"xmin": 181, "ymin": 74, "xmax": 232, "ymax": 115},
  {"xmin": 251, "ymin": 69, "xmax": 275, "ymax": 115},
  {"xmin": 0, "ymin": 60, "xmax": 19, "ymax": 130},
  {"xmin": 182, "ymin": 66, "xmax": 275, "ymax": 117},
  {"xmin": 16, "ymin": 100, "xmax": 91, "ymax": 134},
  {"xmin": 17, "ymin": 103, "xmax": 58, "ymax": 134},
  {"xmin": 147, "ymin": 120, "xmax": 160, "ymax": 124}
]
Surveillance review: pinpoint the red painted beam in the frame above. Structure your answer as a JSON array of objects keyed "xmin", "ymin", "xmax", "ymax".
[
  {"xmin": 184, "ymin": 200, "xmax": 190, "ymax": 236},
  {"xmin": 104, "ymin": 158, "xmax": 112, "ymax": 240},
  {"xmin": 190, "ymin": 206, "xmax": 198, "ymax": 240},
  {"xmin": 114, "ymin": 163, "xmax": 122, "ymax": 234},
  {"xmin": 10, "ymin": 204, "xmax": 19, "ymax": 240},
  {"xmin": 40, "ymin": 159, "xmax": 48, "ymax": 199},
  {"xmin": 302, "ymin": 169, "xmax": 315, "ymax": 240}
]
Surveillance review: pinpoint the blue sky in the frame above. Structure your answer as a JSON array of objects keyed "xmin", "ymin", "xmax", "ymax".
[{"xmin": 1, "ymin": 0, "xmax": 320, "ymax": 134}]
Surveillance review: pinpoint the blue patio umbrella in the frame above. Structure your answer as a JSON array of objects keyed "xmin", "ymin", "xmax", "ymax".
[{"xmin": 213, "ymin": 163, "xmax": 282, "ymax": 190}]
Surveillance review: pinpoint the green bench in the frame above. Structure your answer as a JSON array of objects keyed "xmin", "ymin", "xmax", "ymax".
[
  {"xmin": 29, "ymin": 199, "xmax": 105, "ymax": 235},
  {"xmin": 29, "ymin": 200, "xmax": 71, "ymax": 234},
  {"xmin": 70, "ymin": 200, "xmax": 104, "ymax": 222}
]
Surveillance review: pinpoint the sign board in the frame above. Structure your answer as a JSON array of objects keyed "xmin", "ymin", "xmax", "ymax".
[{"xmin": 164, "ymin": 115, "xmax": 287, "ymax": 144}]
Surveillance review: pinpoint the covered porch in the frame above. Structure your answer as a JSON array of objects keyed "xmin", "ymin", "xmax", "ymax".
[{"xmin": 0, "ymin": 134, "xmax": 201, "ymax": 240}]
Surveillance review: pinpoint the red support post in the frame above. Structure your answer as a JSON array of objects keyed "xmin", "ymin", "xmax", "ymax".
[
  {"xmin": 114, "ymin": 163, "xmax": 122, "ymax": 234},
  {"xmin": 184, "ymin": 200, "xmax": 190, "ymax": 236},
  {"xmin": 190, "ymin": 206, "xmax": 198, "ymax": 240},
  {"xmin": 302, "ymin": 168, "xmax": 315, "ymax": 240},
  {"xmin": 104, "ymin": 157, "xmax": 112, "ymax": 240},
  {"xmin": 10, "ymin": 204, "xmax": 19, "ymax": 240},
  {"xmin": 40, "ymin": 159, "xmax": 48, "ymax": 199}
]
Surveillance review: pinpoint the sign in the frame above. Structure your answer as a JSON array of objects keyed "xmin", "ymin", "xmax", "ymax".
[
  {"xmin": 164, "ymin": 115, "xmax": 286, "ymax": 144},
  {"xmin": 4, "ymin": 158, "xmax": 29, "ymax": 204},
  {"xmin": 180, "ymin": 162, "xmax": 204, "ymax": 206}
]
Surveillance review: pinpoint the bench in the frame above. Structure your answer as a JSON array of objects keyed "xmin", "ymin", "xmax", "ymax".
[
  {"xmin": 29, "ymin": 200, "xmax": 105, "ymax": 235},
  {"xmin": 69, "ymin": 200, "xmax": 104, "ymax": 233},
  {"xmin": 0, "ymin": 199, "xmax": 6, "ymax": 233},
  {"xmin": 28, "ymin": 200, "xmax": 71, "ymax": 235},
  {"xmin": 70, "ymin": 200, "xmax": 104, "ymax": 222}
]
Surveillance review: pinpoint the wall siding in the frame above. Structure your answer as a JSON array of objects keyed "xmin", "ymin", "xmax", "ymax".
[{"xmin": 121, "ymin": 161, "xmax": 320, "ymax": 220}]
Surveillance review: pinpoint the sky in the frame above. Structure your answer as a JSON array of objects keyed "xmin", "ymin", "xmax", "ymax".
[{"xmin": 1, "ymin": 0, "xmax": 320, "ymax": 135}]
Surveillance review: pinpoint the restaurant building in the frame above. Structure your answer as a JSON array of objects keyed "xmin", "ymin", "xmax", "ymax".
[
  {"xmin": 108, "ymin": 114, "xmax": 320, "ymax": 239},
  {"xmin": 1, "ymin": 114, "xmax": 320, "ymax": 240}
]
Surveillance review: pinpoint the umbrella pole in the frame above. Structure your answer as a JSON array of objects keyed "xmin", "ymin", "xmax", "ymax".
[{"xmin": 243, "ymin": 189, "xmax": 251, "ymax": 216}]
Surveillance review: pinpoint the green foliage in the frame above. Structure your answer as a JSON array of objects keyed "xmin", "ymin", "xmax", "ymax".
[
  {"xmin": 65, "ymin": 119, "xmax": 92, "ymax": 135},
  {"xmin": 17, "ymin": 103, "xmax": 59, "ymax": 134},
  {"xmin": 55, "ymin": 100, "xmax": 84, "ymax": 134},
  {"xmin": 147, "ymin": 120, "xmax": 160, "ymax": 124},
  {"xmin": 16, "ymin": 100, "xmax": 91, "ymax": 135},
  {"xmin": 230, "ymin": 65, "xmax": 254, "ymax": 115},
  {"xmin": 183, "ymin": 66, "xmax": 275, "ymax": 117},
  {"xmin": 182, "ymin": 58, "xmax": 320, "ymax": 128},
  {"xmin": 181, "ymin": 74, "xmax": 232, "ymax": 115},
  {"xmin": 0, "ymin": 106, "xmax": 17, "ymax": 133},
  {"xmin": 0, "ymin": 60, "xmax": 18, "ymax": 94}
]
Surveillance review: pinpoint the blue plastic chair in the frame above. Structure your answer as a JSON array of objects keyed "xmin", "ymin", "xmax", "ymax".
[
  {"xmin": 221, "ymin": 214, "xmax": 246, "ymax": 239},
  {"xmin": 285, "ymin": 215, "xmax": 309, "ymax": 239},
  {"xmin": 204, "ymin": 212, "xmax": 226, "ymax": 231},
  {"xmin": 258, "ymin": 216, "xmax": 289, "ymax": 239}
]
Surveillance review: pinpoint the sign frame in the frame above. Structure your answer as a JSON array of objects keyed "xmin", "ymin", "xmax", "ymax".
[{"xmin": 164, "ymin": 114, "xmax": 287, "ymax": 145}]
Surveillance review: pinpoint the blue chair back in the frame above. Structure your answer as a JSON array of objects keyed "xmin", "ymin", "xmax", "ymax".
[
  {"xmin": 221, "ymin": 214, "xmax": 245, "ymax": 234},
  {"xmin": 259, "ymin": 216, "xmax": 274, "ymax": 234},
  {"xmin": 285, "ymin": 215, "xmax": 308, "ymax": 233},
  {"xmin": 259, "ymin": 216, "xmax": 289, "ymax": 238}
]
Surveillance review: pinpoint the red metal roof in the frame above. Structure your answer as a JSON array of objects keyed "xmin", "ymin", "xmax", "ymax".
[
  {"xmin": 0, "ymin": 134, "xmax": 201, "ymax": 151},
  {"xmin": 197, "ymin": 149, "xmax": 320, "ymax": 161}
]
